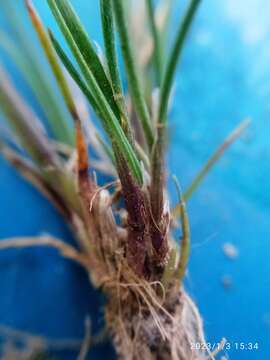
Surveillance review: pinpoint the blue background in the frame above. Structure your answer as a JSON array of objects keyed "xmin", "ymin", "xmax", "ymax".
[{"xmin": 0, "ymin": 1, "xmax": 269, "ymax": 359}]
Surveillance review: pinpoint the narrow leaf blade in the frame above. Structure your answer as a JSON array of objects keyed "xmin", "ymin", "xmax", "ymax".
[{"xmin": 47, "ymin": 0, "xmax": 121, "ymax": 121}]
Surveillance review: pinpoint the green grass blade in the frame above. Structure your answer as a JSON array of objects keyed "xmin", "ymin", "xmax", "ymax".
[
  {"xmin": 112, "ymin": 0, "xmax": 154, "ymax": 149},
  {"xmin": 26, "ymin": 0, "xmax": 78, "ymax": 127},
  {"xmin": 145, "ymin": 0, "xmax": 163, "ymax": 86},
  {"xmin": 0, "ymin": 2, "xmax": 74, "ymax": 145},
  {"xmin": 47, "ymin": 0, "xmax": 121, "ymax": 121},
  {"xmin": 0, "ymin": 67, "xmax": 58, "ymax": 167},
  {"xmin": 96, "ymin": 133, "xmax": 115, "ymax": 165},
  {"xmin": 49, "ymin": 31, "xmax": 116, "ymax": 165},
  {"xmin": 172, "ymin": 175, "xmax": 190, "ymax": 283},
  {"xmin": 158, "ymin": 0, "xmax": 201, "ymax": 125},
  {"xmin": 47, "ymin": 0, "xmax": 143, "ymax": 184},
  {"xmin": 100, "ymin": 0, "xmax": 132, "ymax": 141},
  {"xmin": 83, "ymin": 66, "xmax": 143, "ymax": 184},
  {"xmin": 0, "ymin": 31, "xmax": 74, "ymax": 146},
  {"xmin": 183, "ymin": 118, "xmax": 251, "ymax": 201},
  {"xmin": 0, "ymin": 67, "xmax": 80, "ymax": 214},
  {"xmin": 26, "ymin": 1, "xmax": 101, "ymax": 219},
  {"xmin": 49, "ymin": 31, "xmax": 103, "ymax": 119},
  {"xmin": 100, "ymin": 0, "xmax": 124, "ymax": 102},
  {"xmin": 150, "ymin": 0, "xmax": 201, "ymax": 223},
  {"xmin": 156, "ymin": 0, "xmax": 173, "ymax": 76}
]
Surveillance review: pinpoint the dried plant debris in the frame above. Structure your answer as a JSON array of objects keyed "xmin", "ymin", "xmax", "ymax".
[{"xmin": 0, "ymin": 0, "xmax": 250, "ymax": 358}]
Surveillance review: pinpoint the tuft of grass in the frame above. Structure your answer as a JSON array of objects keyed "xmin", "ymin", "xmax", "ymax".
[
  {"xmin": 0, "ymin": 0, "xmax": 250, "ymax": 299},
  {"xmin": 47, "ymin": 0, "xmax": 143, "ymax": 184},
  {"xmin": 0, "ymin": 1, "xmax": 252, "ymax": 356}
]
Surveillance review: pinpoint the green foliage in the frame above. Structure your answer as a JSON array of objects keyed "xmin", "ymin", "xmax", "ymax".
[
  {"xmin": 183, "ymin": 118, "xmax": 251, "ymax": 201},
  {"xmin": 145, "ymin": 0, "xmax": 163, "ymax": 86},
  {"xmin": 112, "ymin": 0, "xmax": 154, "ymax": 150},
  {"xmin": 47, "ymin": 0, "xmax": 143, "ymax": 184},
  {"xmin": 0, "ymin": 0, "xmax": 204, "ymax": 191},
  {"xmin": 0, "ymin": 2, "xmax": 74, "ymax": 145},
  {"xmin": 158, "ymin": 0, "xmax": 201, "ymax": 125},
  {"xmin": 150, "ymin": 0, "xmax": 201, "ymax": 223},
  {"xmin": 100, "ymin": 0, "xmax": 133, "ymax": 142},
  {"xmin": 48, "ymin": 0, "xmax": 120, "ymax": 119},
  {"xmin": 0, "ymin": 68, "xmax": 58, "ymax": 167},
  {"xmin": 172, "ymin": 175, "xmax": 190, "ymax": 283},
  {"xmin": 0, "ymin": 0, "xmax": 249, "ymax": 282},
  {"xmin": 49, "ymin": 32, "xmax": 101, "ymax": 115}
]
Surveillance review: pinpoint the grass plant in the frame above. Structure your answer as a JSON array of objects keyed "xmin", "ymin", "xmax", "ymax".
[{"xmin": 0, "ymin": 1, "xmax": 249, "ymax": 358}]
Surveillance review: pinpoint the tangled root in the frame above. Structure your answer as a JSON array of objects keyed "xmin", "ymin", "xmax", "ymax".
[{"xmin": 103, "ymin": 266, "xmax": 211, "ymax": 360}]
